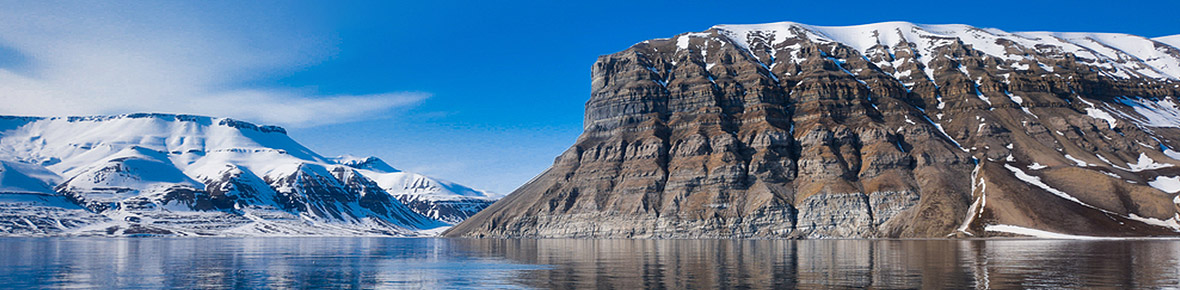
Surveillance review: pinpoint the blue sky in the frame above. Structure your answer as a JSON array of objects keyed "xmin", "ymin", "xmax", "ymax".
[{"xmin": 1, "ymin": 0, "xmax": 1178, "ymax": 193}]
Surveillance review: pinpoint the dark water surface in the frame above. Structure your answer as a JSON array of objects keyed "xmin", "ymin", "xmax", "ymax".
[{"xmin": 2, "ymin": 238, "xmax": 1179, "ymax": 289}]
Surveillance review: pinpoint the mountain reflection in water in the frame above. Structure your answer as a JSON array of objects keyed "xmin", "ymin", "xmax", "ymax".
[{"xmin": 2, "ymin": 238, "xmax": 1178, "ymax": 289}]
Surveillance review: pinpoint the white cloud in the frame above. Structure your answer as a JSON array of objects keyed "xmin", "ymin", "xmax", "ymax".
[{"xmin": 0, "ymin": 1, "xmax": 423, "ymax": 127}]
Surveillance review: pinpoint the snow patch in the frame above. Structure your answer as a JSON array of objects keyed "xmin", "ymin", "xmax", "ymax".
[
  {"xmin": 955, "ymin": 163, "xmax": 987, "ymax": 236},
  {"xmin": 1148, "ymin": 176, "xmax": 1180, "ymax": 194},
  {"xmin": 1116, "ymin": 153, "xmax": 1173, "ymax": 172},
  {"xmin": 1064, "ymin": 154, "xmax": 1093, "ymax": 167},
  {"xmin": 676, "ymin": 35, "xmax": 690, "ymax": 50},
  {"xmin": 1084, "ymin": 108, "xmax": 1118, "ymax": 129},
  {"xmin": 1164, "ymin": 147, "xmax": 1180, "ymax": 161},
  {"xmin": 1114, "ymin": 97, "xmax": 1180, "ymax": 128},
  {"xmin": 1004, "ymin": 163, "xmax": 1087, "ymax": 205},
  {"xmin": 1126, "ymin": 213, "xmax": 1180, "ymax": 232},
  {"xmin": 986, "ymin": 224, "xmax": 1117, "ymax": 240}
]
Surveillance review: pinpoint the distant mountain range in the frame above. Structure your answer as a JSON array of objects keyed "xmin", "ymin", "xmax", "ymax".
[
  {"xmin": 446, "ymin": 21, "xmax": 1180, "ymax": 238},
  {"xmin": 0, "ymin": 113, "xmax": 497, "ymax": 236}
]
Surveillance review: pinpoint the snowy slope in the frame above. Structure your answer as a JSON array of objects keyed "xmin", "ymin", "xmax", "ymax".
[
  {"xmin": 0, "ymin": 159, "xmax": 105, "ymax": 235},
  {"xmin": 0, "ymin": 113, "xmax": 495, "ymax": 236},
  {"xmin": 0, "ymin": 114, "xmax": 323, "ymax": 178},
  {"xmin": 352, "ymin": 165, "xmax": 493, "ymax": 199},
  {"xmin": 0, "ymin": 159, "xmax": 61, "ymax": 194},
  {"xmin": 1156, "ymin": 35, "xmax": 1180, "ymax": 50},
  {"xmin": 333, "ymin": 156, "xmax": 499, "ymax": 224},
  {"xmin": 709, "ymin": 21, "xmax": 1180, "ymax": 81},
  {"xmin": 329, "ymin": 155, "xmax": 400, "ymax": 173}
]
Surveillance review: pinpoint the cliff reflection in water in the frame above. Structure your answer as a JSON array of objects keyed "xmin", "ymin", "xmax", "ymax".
[
  {"xmin": 453, "ymin": 239, "xmax": 1180, "ymax": 289},
  {"xmin": 2, "ymin": 238, "xmax": 1179, "ymax": 289}
]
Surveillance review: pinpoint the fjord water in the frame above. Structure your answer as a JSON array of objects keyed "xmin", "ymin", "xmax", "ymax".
[{"xmin": 2, "ymin": 238, "xmax": 1179, "ymax": 289}]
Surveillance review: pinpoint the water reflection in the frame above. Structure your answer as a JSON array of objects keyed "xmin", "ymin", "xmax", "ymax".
[
  {"xmin": 2, "ymin": 238, "xmax": 1178, "ymax": 289},
  {"xmin": 451, "ymin": 239, "xmax": 1180, "ymax": 289},
  {"xmin": 1, "ymin": 238, "xmax": 542, "ymax": 289}
]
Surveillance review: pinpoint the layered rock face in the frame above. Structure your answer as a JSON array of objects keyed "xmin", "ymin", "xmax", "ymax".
[{"xmin": 448, "ymin": 22, "xmax": 1180, "ymax": 238}]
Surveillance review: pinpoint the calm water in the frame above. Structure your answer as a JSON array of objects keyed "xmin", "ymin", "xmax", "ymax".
[{"xmin": 2, "ymin": 238, "xmax": 1179, "ymax": 289}]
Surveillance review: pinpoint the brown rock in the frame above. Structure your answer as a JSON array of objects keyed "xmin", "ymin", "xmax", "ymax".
[{"xmin": 447, "ymin": 22, "xmax": 1180, "ymax": 238}]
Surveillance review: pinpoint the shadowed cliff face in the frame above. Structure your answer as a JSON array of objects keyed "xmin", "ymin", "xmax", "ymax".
[{"xmin": 448, "ymin": 22, "xmax": 1180, "ymax": 238}]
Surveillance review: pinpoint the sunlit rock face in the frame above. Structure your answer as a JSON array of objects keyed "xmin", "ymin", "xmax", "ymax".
[{"xmin": 448, "ymin": 21, "xmax": 1180, "ymax": 238}]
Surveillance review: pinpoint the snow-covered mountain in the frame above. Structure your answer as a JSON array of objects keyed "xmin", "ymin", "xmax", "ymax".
[
  {"xmin": 0, "ymin": 113, "xmax": 497, "ymax": 236},
  {"xmin": 447, "ymin": 21, "xmax": 1180, "ymax": 239},
  {"xmin": 329, "ymin": 155, "xmax": 499, "ymax": 224}
]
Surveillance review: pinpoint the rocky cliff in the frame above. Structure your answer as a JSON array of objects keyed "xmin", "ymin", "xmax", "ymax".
[{"xmin": 447, "ymin": 21, "xmax": 1180, "ymax": 238}]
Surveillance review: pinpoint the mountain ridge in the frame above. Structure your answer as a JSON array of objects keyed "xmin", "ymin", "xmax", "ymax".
[{"xmin": 0, "ymin": 112, "xmax": 497, "ymax": 236}]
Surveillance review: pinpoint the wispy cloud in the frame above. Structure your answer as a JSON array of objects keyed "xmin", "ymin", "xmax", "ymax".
[{"xmin": 0, "ymin": 1, "xmax": 424, "ymax": 127}]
